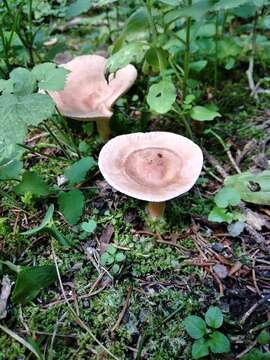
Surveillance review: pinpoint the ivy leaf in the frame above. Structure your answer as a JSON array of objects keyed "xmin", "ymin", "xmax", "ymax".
[
  {"xmin": 32, "ymin": 63, "xmax": 69, "ymax": 91},
  {"xmin": 15, "ymin": 171, "xmax": 50, "ymax": 197},
  {"xmin": 205, "ymin": 306, "xmax": 223, "ymax": 329},
  {"xmin": 147, "ymin": 79, "xmax": 176, "ymax": 114},
  {"xmin": 12, "ymin": 265, "xmax": 57, "ymax": 304},
  {"xmin": 214, "ymin": 187, "xmax": 241, "ymax": 208},
  {"xmin": 191, "ymin": 106, "xmax": 221, "ymax": 121},
  {"xmin": 58, "ymin": 189, "xmax": 85, "ymax": 224},
  {"xmin": 0, "ymin": 93, "xmax": 55, "ymax": 161},
  {"xmin": 184, "ymin": 316, "xmax": 207, "ymax": 339},
  {"xmin": 64, "ymin": 156, "xmax": 96, "ymax": 185},
  {"xmin": 208, "ymin": 331, "xmax": 230, "ymax": 354},
  {"xmin": 208, "ymin": 207, "xmax": 234, "ymax": 224},
  {"xmin": 192, "ymin": 338, "xmax": 209, "ymax": 359},
  {"xmin": 225, "ymin": 171, "xmax": 270, "ymax": 205}
]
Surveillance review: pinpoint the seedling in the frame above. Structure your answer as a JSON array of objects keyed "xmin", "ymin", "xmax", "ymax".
[
  {"xmin": 100, "ymin": 244, "xmax": 126, "ymax": 274},
  {"xmin": 184, "ymin": 306, "xmax": 230, "ymax": 359}
]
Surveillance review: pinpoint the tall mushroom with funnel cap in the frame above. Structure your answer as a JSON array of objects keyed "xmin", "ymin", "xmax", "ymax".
[
  {"xmin": 98, "ymin": 132, "xmax": 203, "ymax": 219},
  {"xmin": 48, "ymin": 55, "xmax": 137, "ymax": 141}
]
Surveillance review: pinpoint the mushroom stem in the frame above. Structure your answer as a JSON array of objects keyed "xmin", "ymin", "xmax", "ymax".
[
  {"xmin": 147, "ymin": 201, "xmax": 166, "ymax": 220},
  {"xmin": 96, "ymin": 118, "xmax": 111, "ymax": 141}
]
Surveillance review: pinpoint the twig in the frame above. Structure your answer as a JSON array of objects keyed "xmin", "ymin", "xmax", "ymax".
[
  {"xmin": 240, "ymin": 293, "xmax": 270, "ymax": 324},
  {"xmin": 252, "ymin": 258, "xmax": 261, "ymax": 295},
  {"xmin": 111, "ymin": 286, "xmax": 132, "ymax": 334},
  {"xmin": 0, "ymin": 276, "xmax": 11, "ymax": 319},
  {"xmin": 236, "ymin": 341, "xmax": 257, "ymax": 359}
]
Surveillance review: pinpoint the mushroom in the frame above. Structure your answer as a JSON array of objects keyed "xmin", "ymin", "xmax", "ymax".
[
  {"xmin": 48, "ymin": 55, "xmax": 137, "ymax": 141},
  {"xmin": 98, "ymin": 132, "xmax": 203, "ymax": 219}
]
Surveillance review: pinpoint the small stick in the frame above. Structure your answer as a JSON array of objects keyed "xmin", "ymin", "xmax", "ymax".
[
  {"xmin": 111, "ymin": 286, "xmax": 132, "ymax": 333},
  {"xmin": 240, "ymin": 293, "xmax": 270, "ymax": 324}
]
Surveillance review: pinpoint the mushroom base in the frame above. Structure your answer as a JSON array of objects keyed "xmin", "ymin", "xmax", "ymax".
[
  {"xmin": 147, "ymin": 201, "xmax": 166, "ymax": 220},
  {"xmin": 96, "ymin": 118, "xmax": 111, "ymax": 141}
]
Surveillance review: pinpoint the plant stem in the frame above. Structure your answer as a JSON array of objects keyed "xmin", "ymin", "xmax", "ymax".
[
  {"xmin": 43, "ymin": 123, "xmax": 72, "ymax": 159},
  {"xmin": 173, "ymin": 105, "xmax": 193, "ymax": 138},
  {"xmin": 96, "ymin": 118, "xmax": 111, "ymax": 141},
  {"xmin": 147, "ymin": 202, "xmax": 166, "ymax": 220},
  {"xmin": 214, "ymin": 13, "xmax": 219, "ymax": 91},
  {"xmin": 183, "ymin": 0, "xmax": 192, "ymax": 99}
]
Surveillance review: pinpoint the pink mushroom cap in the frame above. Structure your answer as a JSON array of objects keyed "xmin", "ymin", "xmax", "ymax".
[
  {"xmin": 98, "ymin": 132, "xmax": 203, "ymax": 202},
  {"xmin": 48, "ymin": 55, "xmax": 137, "ymax": 120}
]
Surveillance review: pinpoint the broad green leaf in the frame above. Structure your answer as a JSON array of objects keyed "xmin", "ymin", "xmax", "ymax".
[
  {"xmin": 32, "ymin": 63, "xmax": 69, "ymax": 91},
  {"xmin": 22, "ymin": 204, "xmax": 54, "ymax": 235},
  {"xmin": 64, "ymin": 156, "xmax": 96, "ymax": 185},
  {"xmin": 81, "ymin": 219, "xmax": 97, "ymax": 233},
  {"xmin": 58, "ymin": 189, "xmax": 85, "ymax": 224},
  {"xmin": 213, "ymin": 0, "xmax": 250, "ymax": 11},
  {"xmin": 192, "ymin": 338, "xmax": 209, "ymax": 359},
  {"xmin": 9, "ymin": 68, "xmax": 36, "ymax": 96},
  {"xmin": 0, "ymin": 159, "xmax": 22, "ymax": 180},
  {"xmin": 227, "ymin": 221, "xmax": 245, "ymax": 237},
  {"xmin": 189, "ymin": 60, "xmax": 208, "ymax": 72},
  {"xmin": 0, "ymin": 325, "xmax": 44, "ymax": 360},
  {"xmin": 205, "ymin": 306, "xmax": 223, "ymax": 329},
  {"xmin": 257, "ymin": 330, "xmax": 270, "ymax": 345},
  {"xmin": 184, "ymin": 316, "xmax": 207, "ymax": 339},
  {"xmin": 214, "ymin": 187, "xmax": 241, "ymax": 208},
  {"xmin": 191, "ymin": 106, "xmax": 221, "ymax": 121},
  {"xmin": 15, "ymin": 171, "xmax": 50, "ymax": 197},
  {"xmin": 147, "ymin": 79, "xmax": 176, "ymax": 114},
  {"xmin": 208, "ymin": 207, "xmax": 234, "ymax": 224},
  {"xmin": 144, "ymin": 47, "xmax": 169, "ymax": 73},
  {"xmin": 107, "ymin": 244, "xmax": 117, "ymax": 256},
  {"xmin": 66, "ymin": 0, "xmax": 91, "ymax": 19},
  {"xmin": 107, "ymin": 42, "xmax": 148, "ymax": 73},
  {"xmin": 100, "ymin": 253, "xmax": 114, "ymax": 266},
  {"xmin": 0, "ymin": 79, "xmax": 14, "ymax": 94},
  {"xmin": 225, "ymin": 171, "xmax": 270, "ymax": 205},
  {"xmin": 12, "ymin": 265, "xmax": 57, "ymax": 304},
  {"xmin": 121, "ymin": 7, "xmax": 150, "ymax": 41},
  {"xmin": 0, "ymin": 93, "xmax": 55, "ymax": 161},
  {"xmin": 165, "ymin": 0, "xmax": 213, "ymax": 23},
  {"xmin": 208, "ymin": 331, "xmax": 230, "ymax": 354}
]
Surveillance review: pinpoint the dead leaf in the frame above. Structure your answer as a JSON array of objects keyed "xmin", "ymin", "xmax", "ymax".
[
  {"xmin": 213, "ymin": 264, "xmax": 228, "ymax": 279},
  {"xmin": 0, "ymin": 276, "xmax": 11, "ymax": 319}
]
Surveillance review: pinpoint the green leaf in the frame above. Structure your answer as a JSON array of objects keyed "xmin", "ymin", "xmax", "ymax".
[
  {"xmin": 115, "ymin": 252, "xmax": 126, "ymax": 262},
  {"xmin": 165, "ymin": 0, "xmax": 213, "ymax": 23},
  {"xmin": 22, "ymin": 204, "xmax": 54, "ymax": 235},
  {"xmin": 208, "ymin": 207, "xmax": 234, "ymax": 224},
  {"xmin": 0, "ymin": 159, "xmax": 22, "ymax": 180},
  {"xmin": 12, "ymin": 265, "xmax": 57, "ymax": 304},
  {"xmin": 9, "ymin": 68, "xmax": 36, "ymax": 96},
  {"xmin": 107, "ymin": 42, "xmax": 148, "ymax": 73},
  {"xmin": 58, "ymin": 189, "xmax": 85, "ymax": 224},
  {"xmin": 107, "ymin": 244, "xmax": 117, "ymax": 256},
  {"xmin": 0, "ymin": 93, "xmax": 55, "ymax": 161},
  {"xmin": 208, "ymin": 331, "xmax": 231, "ymax": 354},
  {"xmin": 213, "ymin": 0, "xmax": 251, "ymax": 11},
  {"xmin": 121, "ymin": 7, "xmax": 150, "ymax": 41},
  {"xmin": 66, "ymin": 0, "xmax": 91, "ymax": 19},
  {"xmin": 111, "ymin": 263, "xmax": 120, "ymax": 273},
  {"xmin": 189, "ymin": 60, "xmax": 208, "ymax": 72},
  {"xmin": 257, "ymin": 330, "xmax": 270, "ymax": 345},
  {"xmin": 191, "ymin": 106, "xmax": 221, "ymax": 121},
  {"xmin": 0, "ymin": 79, "xmax": 14, "ymax": 94},
  {"xmin": 192, "ymin": 338, "xmax": 209, "ymax": 359},
  {"xmin": 100, "ymin": 253, "xmax": 114, "ymax": 266},
  {"xmin": 225, "ymin": 171, "xmax": 270, "ymax": 205},
  {"xmin": 64, "ymin": 156, "xmax": 96, "ymax": 185},
  {"xmin": 241, "ymin": 348, "xmax": 270, "ymax": 360},
  {"xmin": 214, "ymin": 187, "xmax": 241, "ymax": 208},
  {"xmin": 205, "ymin": 306, "xmax": 223, "ymax": 329},
  {"xmin": 147, "ymin": 79, "xmax": 176, "ymax": 114},
  {"xmin": 32, "ymin": 63, "xmax": 69, "ymax": 91},
  {"xmin": 15, "ymin": 171, "xmax": 50, "ymax": 197},
  {"xmin": 184, "ymin": 316, "xmax": 207, "ymax": 339},
  {"xmin": 81, "ymin": 219, "xmax": 97, "ymax": 233}
]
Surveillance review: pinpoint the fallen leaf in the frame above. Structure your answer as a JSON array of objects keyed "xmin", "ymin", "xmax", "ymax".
[{"xmin": 213, "ymin": 264, "xmax": 228, "ymax": 279}]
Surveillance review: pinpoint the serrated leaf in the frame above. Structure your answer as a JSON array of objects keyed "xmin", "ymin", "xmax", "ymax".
[
  {"xmin": 32, "ymin": 63, "xmax": 69, "ymax": 91},
  {"xmin": 9, "ymin": 68, "xmax": 36, "ymax": 96},
  {"xmin": 64, "ymin": 156, "xmax": 96, "ymax": 185},
  {"xmin": 0, "ymin": 93, "xmax": 55, "ymax": 161},
  {"xmin": 12, "ymin": 265, "xmax": 57, "ymax": 304},
  {"xmin": 208, "ymin": 331, "xmax": 230, "ymax": 354},
  {"xmin": 191, "ymin": 106, "xmax": 221, "ymax": 121},
  {"xmin": 58, "ymin": 189, "xmax": 85, "ymax": 224},
  {"xmin": 192, "ymin": 338, "xmax": 209, "ymax": 359},
  {"xmin": 15, "ymin": 171, "xmax": 50, "ymax": 197},
  {"xmin": 214, "ymin": 187, "xmax": 241, "ymax": 208},
  {"xmin": 205, "ymin": 306, "xmax": 223, "ymax": 329},
  {"xmin": 225, "ymin": 171, "xmax": 270, "ymax": 205},
  {"xmin": 208, "ymin": 207, "xmax": 234, "ymax": 224},
  {"xmin": 184, "ymin": 316, "xmax": 207, "ymax": 339},
  {"xmin": 147, "ymin": 79, "xmax": 176, "ymax": 114}
]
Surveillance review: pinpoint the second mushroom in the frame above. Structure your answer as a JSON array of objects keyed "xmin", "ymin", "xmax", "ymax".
[
  {"xmin": 98, "ymin": 132, "xmax": 203, "ymax": 219},
  {"xmin": 48, "ymin": 55, "xmax": 137, "ymax": 141}
]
